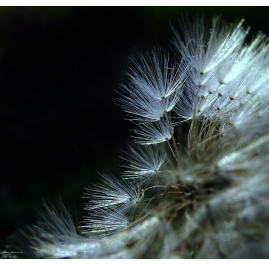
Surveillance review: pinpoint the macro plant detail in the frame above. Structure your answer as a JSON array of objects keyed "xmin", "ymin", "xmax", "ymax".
[{"xmin": 11, "ymin": 15, "xmax": 269, "ymax": 258}]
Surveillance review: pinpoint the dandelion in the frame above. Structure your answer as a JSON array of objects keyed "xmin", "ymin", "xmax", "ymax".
[{"xmin": 10, "ymin": 15, "xmax": 269, "ymax": 259}]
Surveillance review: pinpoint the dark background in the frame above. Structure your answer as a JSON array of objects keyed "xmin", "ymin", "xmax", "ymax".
[{"xmin": 1, "ymin": 6, "xmax": 269, "ymax": 255}]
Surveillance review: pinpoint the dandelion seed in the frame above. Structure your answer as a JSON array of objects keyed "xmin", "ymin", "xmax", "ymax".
[
  {"xmin": 121, "ymin": 144, "xmax": 168, "ymax": 183},
  {"xmin": 81, "ymin": 207, "xmax": 129, "ymax": 237},
  {"xmin": 84, "ymin": 174, "xmax": 144, "ymax": 214},
  {"xmin": 118, "ymin": 49, "xmax": 188, "ymax": 123},
  {"xmin": 133, "ymin": 120, "xmax": 174, "ymax": 145},
  {"xmin": 172, "ymin": 16, "xmax": 248, "ymax": 76}
]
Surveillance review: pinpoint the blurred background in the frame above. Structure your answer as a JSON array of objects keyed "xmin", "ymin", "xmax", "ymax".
[{"xmin": 1, "ymin": 6, "xmax": 269, "ymax": 256}]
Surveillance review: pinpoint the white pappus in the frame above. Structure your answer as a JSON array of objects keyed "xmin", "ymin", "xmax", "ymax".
[{"xmin": 10, "ymin": 15, "xmax": 269, "ymax": 259}]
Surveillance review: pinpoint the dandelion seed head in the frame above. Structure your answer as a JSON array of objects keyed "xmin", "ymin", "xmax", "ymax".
[{"xmin": 11, "ymin": 14, "xmax": 269, "ymax": 259}]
